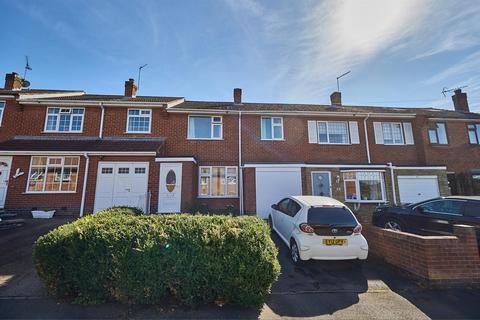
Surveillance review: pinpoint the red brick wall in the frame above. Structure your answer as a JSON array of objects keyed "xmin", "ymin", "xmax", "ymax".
[
  {"xmin": 243, "ymin": 168, "xmax": 256, "ymax": 214},
  {"xmin": 358, "ymin": 216, "xmax": 480, "ymax": 281},
  {"xmin": 0, "ymin": 100, "xmax": 24, "ymax": 142}
]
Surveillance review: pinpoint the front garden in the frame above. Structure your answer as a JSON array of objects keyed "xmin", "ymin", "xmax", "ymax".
[{"xmin": 33, "ymin": 207, "xmax": 280, "ymax": 307}]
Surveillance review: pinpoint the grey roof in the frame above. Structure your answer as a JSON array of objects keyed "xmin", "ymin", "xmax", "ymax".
[
  {"xmin": 170, "ymin": 100, "xmax": 480, "ymax": 119},
  {"xmin": 37, "ymin": 94, "xmax": 183, "ymax": 103}
]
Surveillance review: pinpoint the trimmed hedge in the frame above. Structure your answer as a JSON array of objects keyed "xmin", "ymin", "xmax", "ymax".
[{"xmin": 34, "ymin": 208, "xmax": 280, "ymax": 307}]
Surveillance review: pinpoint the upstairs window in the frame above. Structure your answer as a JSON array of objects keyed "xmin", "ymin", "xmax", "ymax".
[
  {"xmin": 317, "ymin": 121, "xmax": 349, "ymax": 144},
  {"xmin": 27, "ymin": 156, "xmax": 80, "ymax": 193},
  {"xmin": 127, "ymin": 109, "xmax": 151, "ymax": 133},
  {"xmin": 382, "ymin": 123, "xmax": 404, "ymax": 145},
  {"xmin": 188, "ymin": 116, "xmax": 222, "ymax": 139},
  {"xmin": 467, "ymin": 124, "xmax": 480, "ymax": 144},
  {"xmin": 45, "ymin": 107, "xmax": 84, "ymax": 132},
  {"xmin": 261, "ymin": 117, "xmax": 283, "ymax": 140},
  {"xmin": 0, "ymin": 101, "xmax": 4, "ymax": 126},
  {"xmin": 428, "ymin": 122, "xmax": 448, "ymax": 144}
]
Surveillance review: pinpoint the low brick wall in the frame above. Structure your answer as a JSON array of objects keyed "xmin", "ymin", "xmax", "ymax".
[{"xmin": 357, "ymin": 216, "xmax": 480, "ymax": 282}]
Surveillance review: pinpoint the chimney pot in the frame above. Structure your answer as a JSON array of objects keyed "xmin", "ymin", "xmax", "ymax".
[
  {"xmin": 330, "ymin": 91, "xmax": 342, "ymax": 106},
  {"xmin": 233, "ymin": 88, "xmax": 242, "ymax": 104},
  {"xmin": 452, "ymin": 89, "xmax": 469, "ymax": 112},
  {"xmin": 124, "ymin": 78, "xmax": 137, "ymax": 98},
  {"xmin": 4, "ymin": 72, "xmax": 23, "ymax": 91}
]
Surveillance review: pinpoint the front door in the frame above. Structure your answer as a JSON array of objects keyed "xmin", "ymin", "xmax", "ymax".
[
  {"xmin": 158, "ymin": 163, "xmax": 182, "ymax": 213},
  {"xmin": 311, "ymin": 171, "xmax": 331, "ymax": 197},
  {"xmin": 0, "ymin": 157, "xmax": 12, "ymax": 208}
]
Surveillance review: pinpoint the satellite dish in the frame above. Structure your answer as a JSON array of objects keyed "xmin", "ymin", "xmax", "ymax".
[{"xmin": 21, "ymin": 80, "xmax": 31, "ymax": 88}]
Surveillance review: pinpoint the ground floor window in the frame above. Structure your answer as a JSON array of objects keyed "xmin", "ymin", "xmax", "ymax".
[
  {"xmin": 199, "ymin": 166, "xmax": 237, "ymax": 197},
  {"xmin": 27, "ymin": 156, "xmax": 80, "ymax": 193},
  {"xmin": 343, "ymin": 171, "xmax": 385, "ymax": 202}
]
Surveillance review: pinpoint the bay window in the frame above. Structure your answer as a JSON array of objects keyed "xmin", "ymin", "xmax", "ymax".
[
  {"xmin": 27, "ymin": 156, "xmax": 80, "ymax": 193},
  {"xmin": 45, "ymin": 107, "xmax": 84, "ymax": 132},
  {"xmin": 199, "ymin": 166, "xmax": 237, "ymax": 197},
  {"xmin": 317, "ymin": 121, "xmax": 349, "ymax": 144},
  {"xmin": 188, "ymin": 116, "xmax": 222, "ymax": 139},
  {"xmin": 343, "ymin": 171, "xmax": 385, "ymax": 202}
]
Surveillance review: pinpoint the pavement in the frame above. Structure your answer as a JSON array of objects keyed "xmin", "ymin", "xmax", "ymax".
[{"xmin": 0, "ymin": 216, "xmax": 479, "ymax": 319}]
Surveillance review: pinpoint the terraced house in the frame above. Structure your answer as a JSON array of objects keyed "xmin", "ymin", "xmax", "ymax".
[{"xmin": 0, "ymin": 72, "xmax": 479, "ymax": 218}]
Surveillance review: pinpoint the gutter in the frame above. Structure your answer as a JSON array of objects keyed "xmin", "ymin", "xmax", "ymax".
[
  {"xmin": 79, "ymin": 153, "xmax": 90, "ymax": 217},
  {"xmin": 363, "ymin": 113, "xmax": 371, "ymax": 163}
]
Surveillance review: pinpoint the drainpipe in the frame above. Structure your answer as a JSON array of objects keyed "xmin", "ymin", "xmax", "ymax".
[
  {"xmin": 388, "ymin": 162, "xmax": 397, "ymax": 205},
  {"xmin": 238, "ymin": 111, "xmax": 244, "ymax": 215},
  {"xmin": 363, "ymin": 113, "xmax": 371, "ymax": 163},
  {"xmin": 99, "ymin": 102, "xmax": 105, "ymax": 138},
  {"xmin": 79, "ymin": 153, "xmax": 90, "ymax": 217}
]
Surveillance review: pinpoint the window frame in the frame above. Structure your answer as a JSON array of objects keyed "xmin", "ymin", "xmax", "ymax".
[
  {"xmin": 428, "ymin": 122, "xmax": 448, "ymax": 145},
  {"xmin": 261, "ymin": 116, "xmax": 284, "ymax": 140},
  {"xmin": 343, "ymin": 170, "xmax": 386, "ymax": 203},
  {"xmin": 316, "ymin": 121, "xmax": 350, "ymax": 145},
  {"xmin": 0, "ymin": 100, "xmax": 5, "ymax": 126},
  {"xmin": 126, "ymin": 108, "xmax": 152, "ymax": 134},
  {"xmin": 26, "ymin": 156, "xmax": 80, "ymax": 194},
  {"xmin": 43, "ymin": 107, "xmax": 85, "ymax": 133},
  {"xmin": 467, "ymin": 123, "xmax": 480, "ymax": 145},
  {"xmin": 198, "ymin": 166, "xmax": 238, "ymax": 198},
  {"xmin": 187, "ymin": 115, "xmax": 223, "ymax": 140},
  {"xmin": 381, "ymin": 122, "xmax": 404, "ymax": 145}
]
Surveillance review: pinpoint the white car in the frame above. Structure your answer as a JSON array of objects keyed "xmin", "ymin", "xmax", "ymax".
[{"xmin": 269, "ymin": 196, "xmax": 368, "ymax": 264}]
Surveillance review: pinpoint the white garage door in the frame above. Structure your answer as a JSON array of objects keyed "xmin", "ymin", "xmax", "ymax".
[
  {"xmin": 94, "ymin": 162, "xmax": 149, "ymax": 213},
  {"xmin": 397, "ymin": 176, "xmax": 440, "ymax": 204},
  {"xmin": 255, "ymin": 167, "xmax": 302, "ymax": 219}
]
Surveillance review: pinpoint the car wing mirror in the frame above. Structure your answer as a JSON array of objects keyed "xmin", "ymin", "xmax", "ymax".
[{"xmin": 271, "ymin": 204, "xmax": 278, "ymax": 210}]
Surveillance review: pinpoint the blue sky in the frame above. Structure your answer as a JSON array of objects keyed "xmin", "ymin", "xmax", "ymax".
[{"xmin": 1, "ymin": 0, "xmax": 479, "ymax": 111}]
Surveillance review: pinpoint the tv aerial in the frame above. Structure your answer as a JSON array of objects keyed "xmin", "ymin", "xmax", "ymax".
[
  {"xmin": 442, "ymin": 85, "xmax": 468, "ymax": 97},
  {"xmin": 22, "ymin": 56, "xmax": 32, "ymax": 88},
  {"xmin": 336, "ymin": 71, "xmax": 351, "ymax": 92},
  {"xmin": 137, "ymin": 64, "xmax": 148, "ymax": 92}
]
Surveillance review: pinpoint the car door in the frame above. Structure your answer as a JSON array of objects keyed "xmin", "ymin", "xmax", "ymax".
[
  {"xmin": 416, "ymin": 199, "xmax": 466, "ymax": 234},
  {"xmin": 282, "ymin": 199, "xmax": 302, "ymax": 239},
  {"xmin": 272, "ymin": 198, "xmax": 290, "ymax": 236}
]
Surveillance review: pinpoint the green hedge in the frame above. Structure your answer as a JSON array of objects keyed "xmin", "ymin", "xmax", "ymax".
[{"xmin": 33, "ymin": 208, "xmax": 280, "ymax": 307}]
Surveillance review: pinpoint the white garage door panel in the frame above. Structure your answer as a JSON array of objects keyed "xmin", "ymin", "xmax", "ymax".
[
  {"xmin": 94, "ymin": 162, "xmax": 149, "ymax": 213},
  {"xmin": 398, "ymin": 176, "xmax": 439, "ymax": 204},
  {"xmin": 255, "ymin": 167, "xmax": 302, "ymax": 219}
]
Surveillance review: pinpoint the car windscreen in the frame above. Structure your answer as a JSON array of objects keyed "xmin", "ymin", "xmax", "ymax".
[{"xmin": 307, "ymin": 207, "xmax": 357, "ymax": 226}]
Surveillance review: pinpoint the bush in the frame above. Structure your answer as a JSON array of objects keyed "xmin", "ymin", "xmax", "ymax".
[{"xmin": 34, "ymin": 208, "xmax": 280, "ymax": 307}]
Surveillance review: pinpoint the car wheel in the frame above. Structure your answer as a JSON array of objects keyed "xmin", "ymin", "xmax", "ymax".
[
  {"xmin": 290, "ymin": 240, "xmax": 302, "ymax": 265},
  {"xmin": 384, "ymin": 219, "xmax": 404, "ymax": 231}
]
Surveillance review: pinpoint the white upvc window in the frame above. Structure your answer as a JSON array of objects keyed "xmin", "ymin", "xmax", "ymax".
[
  {"xmin": 188, "ymin": 116, "xmax": 223, "ymax": 139},
  {"xmin": 26, "ymin": 156, "xmax": 80, "ymax": 193},
  {"xmin": 44, "ymin": 107, "xmax": 85, "ymax": 132},
  {"xmin": 261, "ymin": 117, "xmax": 284, "ymax": 140},
  {"xmin": 317, "ymin": 121, "xmax": 349, "ymax": 144},
  {"xmin": 127, "ymin": 109, "xmax": 152, "ymax": 133},
  {"xmin": 198, "ymin": 166, "xmax": 237, "ymax": 197},
  {"xmin": 381, "ymin": 122, "xmax": 404, "ymax": 145},
  {"xmin": 428, "ymin": 122, "xmax": 448, "ymax": 144},
  {"xmin": 0, "ymin": 101, "xmax": 5, "ymax": 126},
  {"xmin": 467, "ymin": 124, "xmax": 480, "ymax": 144},
  {"xmin": 343, "ymin": 171, "xmax": 386, "ymax": 203}
]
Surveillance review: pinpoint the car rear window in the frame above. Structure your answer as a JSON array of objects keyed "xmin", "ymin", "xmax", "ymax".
[{"xmin": 307, "ymin": 207, "xmax": 357, "ymax": 225}]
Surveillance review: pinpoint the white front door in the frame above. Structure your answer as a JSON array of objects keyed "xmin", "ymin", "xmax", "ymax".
[
  {"xmin": 94, "ymin": 162, "xmax": 149, "ymax": 213},
  {"xmin": 0, "ymin": 157, "xmax": 12, "ymax": 208},
  {"xmin": 158, "ymin": 163, "xmax": 182, "ymax": 213},
  {"xmin": 398, "ymin": 175, "xmax": 440, "ymax": 204}
]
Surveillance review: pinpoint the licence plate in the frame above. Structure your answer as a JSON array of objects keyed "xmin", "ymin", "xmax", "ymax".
[{"xmin": 323, "ymin": 239, "xmax": 347, "ymax": 246}]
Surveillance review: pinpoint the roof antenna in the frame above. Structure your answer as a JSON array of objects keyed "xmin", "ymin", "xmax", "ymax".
[
  {"xmin": 137, "ymin": 64, "xmax": 148, "ymax": 92},
  {"xmin": 22, "ymin": 56, "xmax": 32, "ymax": 88},
  {"xmin": 441, "ymin": 85, "xmax": 468, "ymax": 97},
  {"xmin": 336, "ymin": 71, "xmax": 351, "ymax": 92}
]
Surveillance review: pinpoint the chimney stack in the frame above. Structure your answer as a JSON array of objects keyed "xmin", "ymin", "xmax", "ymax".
[
  {"xmin": 330, "ymin": 91, "xmax": 342, "ymax": 106},
  {"xmin": 233, "ymin": 88, "xmax": 242, "ymax": 104},
  {"xmin": 124, "ymin": 78, "xmax": 137, "ymax": 98},
  {"xmin": 452, "ymin": 89, "xmax": 469, "ymax": 112},
  {"xmin": 4, "ymin": 72, "xmax": 23, "ymax": 90}
]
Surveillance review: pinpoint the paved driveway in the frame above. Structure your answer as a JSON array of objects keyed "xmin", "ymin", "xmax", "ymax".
[{"xmin": 0, "ymin": 217, "xmax": 479, "ymax": 319}]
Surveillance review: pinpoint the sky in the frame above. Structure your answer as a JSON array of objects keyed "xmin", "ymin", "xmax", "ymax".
[{"xmin": 1, "ymin": 0, "xmax": 480, "ymax": 111}]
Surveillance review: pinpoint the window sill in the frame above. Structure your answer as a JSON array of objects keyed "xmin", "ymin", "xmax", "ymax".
[
  {"xmin": 317, "ymin": 143, "xmax": 351, "ymax": 145},
  {"xmin": 261, "ymin": 138, "xmax": 285, "ymax": 141},
  {"xmin": 429, "ymin": 143, "xmax": 450, "ymax": 146},
  {"xmin": 187, "ymin": 138, "xmax": 224, "ymax": 141},
  {"xmin": 24, "ymin": 191, "xmax": 77, "ymax": 195},
  {"xmin": 124, "ymin": 131, "xmax": 152, "ymax": 134},
  {"xmin": 382, "ymin": 144, "xmax": 411, "ymax": 146},
  {"xmin": 197, "ymin": 195, "xmax": 238, "ymax": 199},
  {"xmin": 42, "ymin": 131, "xmax": 84, "ymax": 134}
]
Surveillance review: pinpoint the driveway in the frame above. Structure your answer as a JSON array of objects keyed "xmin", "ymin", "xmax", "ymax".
[{"xmin": 1, "ymin": 218, "xmax": 479, "ymax": 319}]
